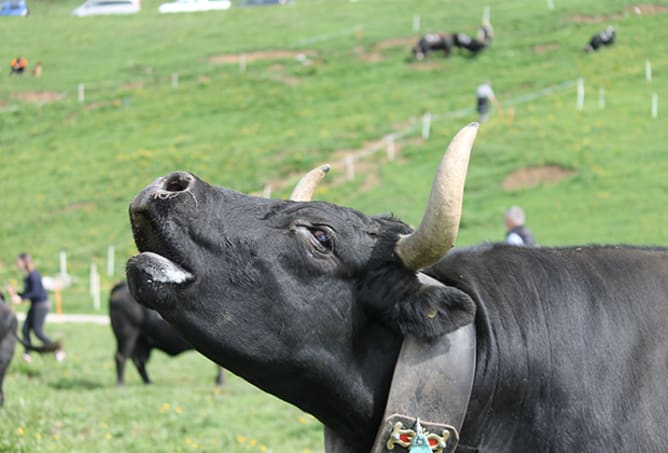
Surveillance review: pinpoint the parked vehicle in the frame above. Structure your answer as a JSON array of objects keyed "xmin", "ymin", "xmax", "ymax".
[
  {"xmin": 0, "ymin": 0, "xmax": 29, "ymax": 16},
  {"xmin": 237, "ymin": 0, "xmax": 290, "ymax": 6},
  {"xmin": 71, "ymin": 0, "xmax": 140, "ymax": 16},
  {"xmin": 158, "ymin": 0, "xmax": 230, "ymax": 13}
]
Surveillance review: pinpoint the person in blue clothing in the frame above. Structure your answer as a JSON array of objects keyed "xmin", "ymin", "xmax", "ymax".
[
  {"xmin": 504, "ymin": 206, "xmax": 536, "ymax": 246},
  {"xmin": 5, "ymin": 253, "xmax": 65, "ymax": 363}
]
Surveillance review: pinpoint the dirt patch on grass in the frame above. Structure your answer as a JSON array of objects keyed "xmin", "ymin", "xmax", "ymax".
[
  {"xmin": 121, "ymin": 80, "xmax": 144, "ymax": 90},
  {"xmin": 208, "ymin": 50, "xmax": 318, "ymax": 64},
  {"xmin": 532, "ymin": 43, "xmax": 560, "ymax": 54},
  {"xmin": 570, "ymin": 4, "xmax": 668, "ymax": 23},
  {"xmin": 502, "ymin": 165, "xmax": 574, "ymax": 190},
  {"xmin": 374, "ymin": 36, "xmax": 417, "ymax": 51},
  {"xmin": 266, "ymin": 64, "xmax": 300, "ymax": 86},
  {"xmin": 627, "ymin": 4, "xmax": 668, "ymax": 15},
  {"xmin": 12, "ymin": 91, "xmax": 64, "ymax": 103}
]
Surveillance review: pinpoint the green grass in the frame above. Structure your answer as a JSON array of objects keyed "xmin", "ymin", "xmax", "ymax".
[
  {"xmin": 0, "ymin": 322, "xmax": 323, "ymax": 452},
  {"xmin": 1, "ymin": 1, "xmax": 668, "ymax": 448}
]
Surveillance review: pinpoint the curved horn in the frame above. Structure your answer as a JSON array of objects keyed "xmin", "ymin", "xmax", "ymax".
[
  {"xmin": 395, "ymin": 123, "xmax": 479, "ymax": 270},
  {"xmin": 289, "ymin": 164, "xmax": 331, "ymax": 201}
]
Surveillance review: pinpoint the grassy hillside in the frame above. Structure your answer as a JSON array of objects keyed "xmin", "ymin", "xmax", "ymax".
[
  {"xmin": 1, "ymin": 1, "xmax": 667, "ymax": 308},
  {"xmin": 1, "ymin": 1, "xmax": 668, "ymax": 452}
]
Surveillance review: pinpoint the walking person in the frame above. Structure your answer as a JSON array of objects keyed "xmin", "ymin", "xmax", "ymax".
[
  {"xmin": 5, "ymin": 253, "xmax": 65, "ymax": 363},
  {"xmin": 475, "ymin": 80, "xmax": 502, "ymax": 122},
  {"xmin": 504, "ymin": 206, "xmax": 536, "ymax": 246}
]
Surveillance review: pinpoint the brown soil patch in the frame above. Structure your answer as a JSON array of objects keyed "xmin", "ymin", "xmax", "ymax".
[
  {"xmin": 208, "ymin": 50, "xmax": 317, "ymax": 64},
  {"xmin": 627, "ymin": 4, "xmax": 668, "ymax": 15},
  {"xmin": 532, "ymin": 43, "xmax": 559, "ymax": 54},
  {"xmin": 374, "ymin": 36, "xmax": 417, "ymax": 51},
  {"xmin": 502, "ymin": 165, "xmax": 574, "ymax": 191},
  {"xmin": 121, "ymin": 80, "xmax": 144, "ymax": 90},
  {"xmin": 12, "ymin": 91, "xmax": 64, "ymax": 103},
  {"xmin": 570, "ymin": 4, "xmax": 668, "ymax": 23}
]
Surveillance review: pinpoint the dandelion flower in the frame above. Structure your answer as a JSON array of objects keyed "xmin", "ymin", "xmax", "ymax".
[
  {"xmin": 236, "ymin": 435, "xmax": 247, "ymax": 444},
  {"xmin": 17, "ymin": 427, "xmax": 24, "ymax": 436}
]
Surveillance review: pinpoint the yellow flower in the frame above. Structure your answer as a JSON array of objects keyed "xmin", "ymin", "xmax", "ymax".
[
  {"xmin": 175, "ymin": 406, "xmax": 183, "ymax": 414},
  {"xmin": 53, "ymin": 434, "xmax": 61, "ymax": 441},
  {"xmin": 298, "ymin": 416, "xmax": 308, "ymax": 424},
  {"xmin": 17, "ymin": 427, "xmax": 24, "ymax": 436},
  {"xmin": 105, "ymin": 433, "xmax": 112, "ymax": 440},
  {"xmin": 249, "ymin": 439, "xmax": 257, "ymax": 446},
  {"xmin": 186, "ymin": 437, "xmax": 193, "ymax": 445},
  {"xmin": 36, "ymin": 433, "xmax": 42, "ymax": 440},
  {"xmin": 236, "ymin": 435, "xmax": 247, "ymax": 444},
  {"xmin": 260, "ymin": 446, "xmax": 268, "ymax": 452},
  {"xmin": 193, "ymin": 443, "xmax": 200, "ymax": 449},
  {"xmin": 303, "ymin": 449, "xmax": 310, "ymax": 453}
]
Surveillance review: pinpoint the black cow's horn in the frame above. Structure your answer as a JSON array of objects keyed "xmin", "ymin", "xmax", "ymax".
[
  {"xmin": 289, "ymin": 164, "xmax": 331, "ymax": 201},
  {"xmin": 395, "ymin": 123, "xmax": 479, "ymax": 270}
]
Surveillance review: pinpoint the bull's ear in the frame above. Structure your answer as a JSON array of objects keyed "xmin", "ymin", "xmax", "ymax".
[{"xmin": 358, "ymin": 267, "xmax": 476, "ymax": 339}]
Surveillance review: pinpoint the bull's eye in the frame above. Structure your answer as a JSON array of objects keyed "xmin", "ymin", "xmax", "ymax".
[{"xmin": 311, "ymin": 228, "xmax": 333, "ymax": 250}]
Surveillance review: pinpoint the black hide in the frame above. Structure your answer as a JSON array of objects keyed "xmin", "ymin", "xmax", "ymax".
[{"xmin": 126, "ymin": 171, "xmax": 668, "ymax": 452}]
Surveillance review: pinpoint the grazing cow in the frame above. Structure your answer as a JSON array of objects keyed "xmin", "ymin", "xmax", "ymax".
[
  {"xmin": 452, "ymin": 32, "xmax": 488, "ymax": 55},
  {"xmin": 109, "ymin": 281, "xmax": 223, "ymax": 386},
  {"xmin": 126, "ymin": 124, "xmax": 668, "ymax": 453},
  {"xmin": 0, "ymin": 292, "xmax": 60, "ymax": 406},
  {"xmin": 412, "ymin": 33, "xmax": 454, "ymax": 60},
  {"xmin": 585, "ymin": 25, "xmax": 616, "ymax": 52}
]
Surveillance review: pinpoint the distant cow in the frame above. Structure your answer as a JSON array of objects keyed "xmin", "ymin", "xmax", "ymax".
[
  {"xmin": 412, "ymin": 33, "xmax": 454, "ymax": 60},
  {"xmin": 585, "ymin": 25, "xmax": 615, "ymax": 52},
  {"xmin": 109, "ymin": 282, "xmax": 223, "ymax": 386},
  {"xmin": 453, "ymin": 22, "xmax": 494, "ymax": 56},
  {"xmin": 1, "ymin": 292, "xmax": 60, "ymax": 406}
]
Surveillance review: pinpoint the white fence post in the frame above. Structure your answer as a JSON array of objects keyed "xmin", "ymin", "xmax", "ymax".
[
  {"xmin": 239, "ymin": 53, "xmax": 247, "ymax": 73},
  {"xmin": 651, "ymin": 93, "xmax": 658, "ymax": 118},
  {"xmin": 263, "ymin": 184, "xmax": 272, "ymax": 199},
  {"xmin": 78, "ymin": 83, "xmax": 85, "ymax": 103},
  {"xmin": 107, "ymin": 245, "xmax": 115, "ymax": 277},
  {"xmin": 598, "ymin": 87, "xmax": 605, "ymax": 109},
  {"xmin": 171, "ymin": 72, "xmax": 179, "ymax": 89},
  {"xmin": 422, "ymin": 112, "xmax": 432, "ymax": 140},
  {"xmin": 345, "ymin": 155, "xmax": 355, "ymax": 181},
  {"xmin": 386, "ymin": 135, "xmax": 396, "ymax": 161},
  {"xmin": 646, "ymin": 60, "xmax": 652, "ymax": 82},
  {"xmin": 412, "ymin": 15, "xmax": 420, "ymax": 33},
  {"xmin": 482, "ymin": 6, "xmax": 490, "ymax": 23},
  {"xmin": 90, "ymin": 262, "xmax": 100, "ymax": 310},
  {"xmin": 576, "ymin": 78, "xmax": 585, "ymax": 110},
  {"xmin": 59, "ymin": 251, "xmax": 68, "ymax": 278}
]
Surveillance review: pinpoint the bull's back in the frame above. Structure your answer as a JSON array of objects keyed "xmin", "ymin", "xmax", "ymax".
[{"xmin": 435, "ymin": 245, "xmax": 668, "ymax": 451}]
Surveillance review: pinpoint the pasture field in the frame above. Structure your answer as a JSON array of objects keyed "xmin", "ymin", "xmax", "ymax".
[
  {"xmin": 0, "ymin": 1, "xmax": 668, "ymax": 450},
  {"xmin": 1, "ymin": 0, "xmax": 668, "ymax": 312},
  {"xmin": 0, "ymin": 322, "xmax": 323, "ymax": 452}
]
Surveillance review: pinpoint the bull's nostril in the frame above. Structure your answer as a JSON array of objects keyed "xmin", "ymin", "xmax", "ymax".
[{"xmin": 163, "ymin": 173, "xmax": 192, "ymax": 193}]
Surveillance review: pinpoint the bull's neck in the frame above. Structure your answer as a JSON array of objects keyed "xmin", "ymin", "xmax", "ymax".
[{"xmin": 269, "ymin": 322, "xmax": 403, "ymax": 452}]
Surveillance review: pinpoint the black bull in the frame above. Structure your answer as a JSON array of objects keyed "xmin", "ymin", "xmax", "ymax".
[
  {"xmin": 0, "ymin": 293, "xmax": 60, "ymax": 406},
  {"xmin": 125, "ymin": 126, "xmax": 668, "ymax": 452},
  {"xmin": 109, "ymin": 282, "xmax": 223, "ymax": 385}
]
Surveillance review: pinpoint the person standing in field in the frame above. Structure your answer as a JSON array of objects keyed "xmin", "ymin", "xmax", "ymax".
[
  {"xmin": 504, "ymin": 206, "xmax": 536, "ymax": 246},
  {"xmin": 475, "ymin": 80, "xmax": 502, "ymax": 122},
  {"xmin": 4, "ymin": 253, "xmax": 65, "ymax": 363}
]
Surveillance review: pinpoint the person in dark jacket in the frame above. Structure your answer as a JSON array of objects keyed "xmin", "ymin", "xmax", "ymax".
[
  {"xmin": 504, "ymin": 206, "xmax": 536, "ymax": 246},
  {"xmin": 5, "ymin": 253, "xmax": 65, "ymax": 363}
]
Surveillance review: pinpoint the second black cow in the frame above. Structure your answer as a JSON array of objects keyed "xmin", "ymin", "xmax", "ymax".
[{"xmin": 109, "ymin": 281, "xmax": 223, "ymax": 385}]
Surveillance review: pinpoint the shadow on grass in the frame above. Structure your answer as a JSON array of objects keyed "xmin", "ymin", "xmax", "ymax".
[{"xmin": 48, "ymin": 378, "xmax": 104, "ymax": 390}]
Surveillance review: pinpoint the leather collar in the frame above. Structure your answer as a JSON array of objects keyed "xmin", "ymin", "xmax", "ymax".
[{"xmin": 325, "ymin": 272, "xmax": 477, "ymax": 453}]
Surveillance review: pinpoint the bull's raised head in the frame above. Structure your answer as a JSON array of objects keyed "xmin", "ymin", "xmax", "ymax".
[{"xmin": 126, "ymin": 123, "xmax": 478, "ymax": 448}]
